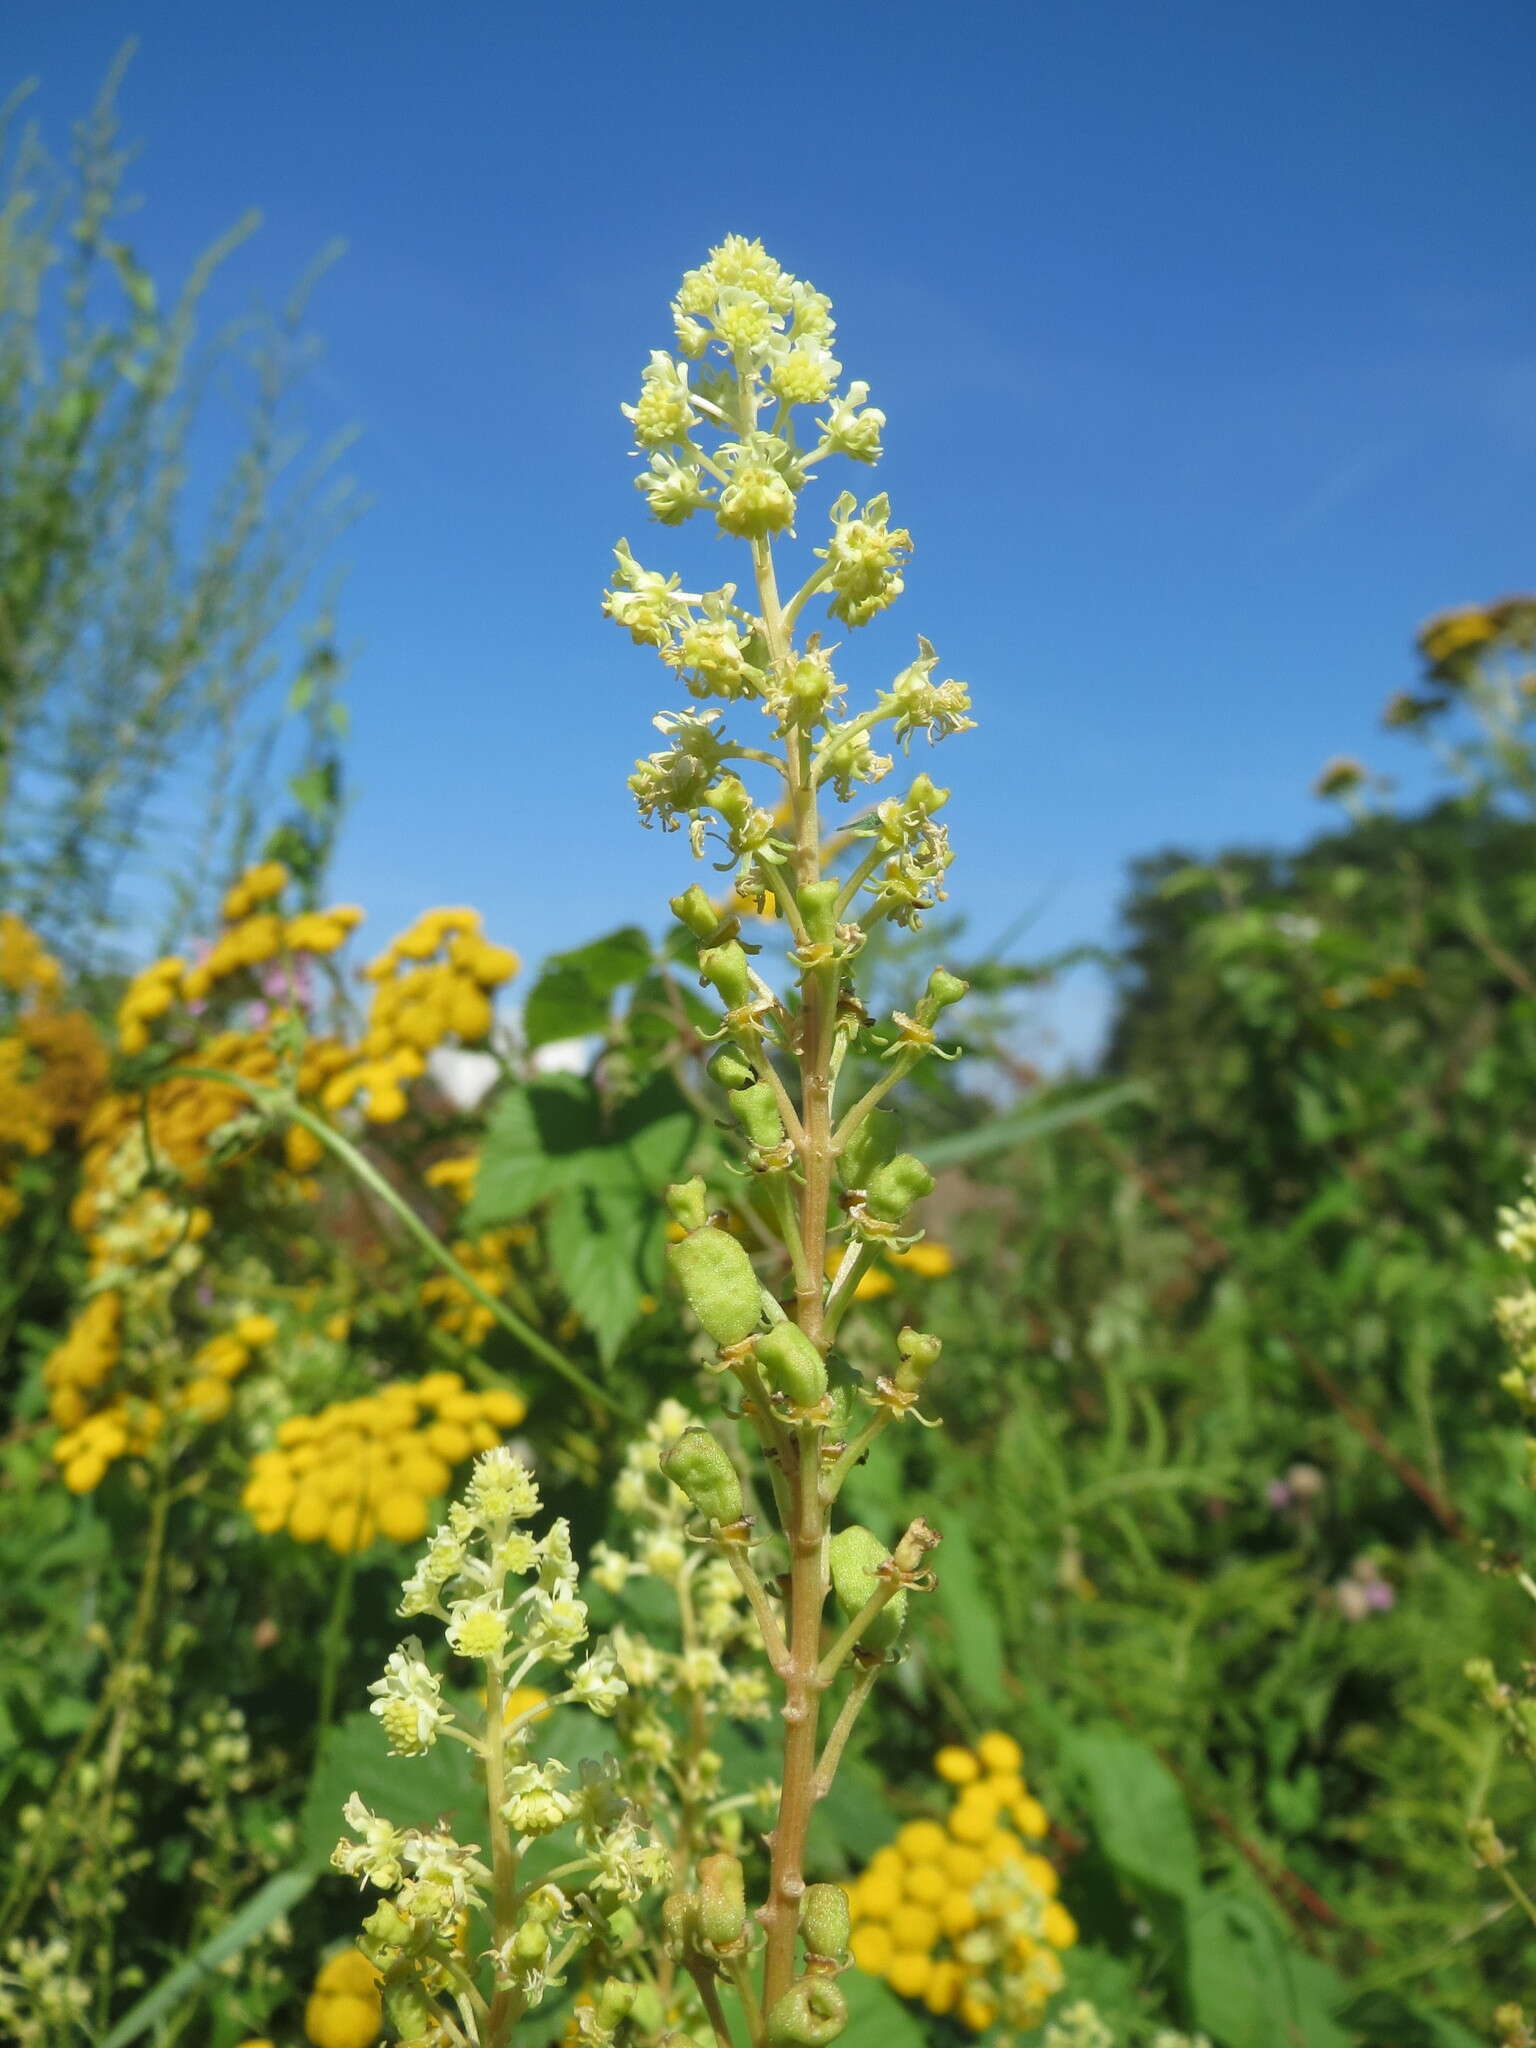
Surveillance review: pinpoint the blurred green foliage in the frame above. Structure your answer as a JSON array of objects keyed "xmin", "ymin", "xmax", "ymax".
[{"xmin": 0, "ymin": 47, "xmax": 354, "ymax": 964}]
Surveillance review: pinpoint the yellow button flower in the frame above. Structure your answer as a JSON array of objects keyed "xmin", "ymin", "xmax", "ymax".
[
  {"xmin": 1043, "ymin": 1900, "xmax": 1078, "ymax": 1949},
  {"xmin": 895, "ymin": 1819, "xmax": 948, "ymax": 1864},
  {"xmin": 886, "ymin": 1951, "xmax": 933, "ymax": 2000},
  {"xmin": 889, "ymin": 1904, "xmax": 939, "ymax": 1954},
  {"xmin": 974, "ymin": 1729, "xmax": 1023, "ymax": 1775},
  {"xmin": 935, "ymin": 1743, "xmax": 980, "ymax": 1785},
  {"xmin": 850, "ymin": 1923, "xmax": 893, "ymax": 1974}
]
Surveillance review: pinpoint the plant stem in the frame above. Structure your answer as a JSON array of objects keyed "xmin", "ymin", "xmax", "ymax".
[
  {"xmin": 312, "ymin": 1541, "xmax": 359, "ymax": 1758},
  {"xmin": 686, "ymin": 1960, "xmax": 741, "ymax": 2048},
  {"xmin": 811, "ymin": 1662, "xmax": 881, "ymax": 1800},
  {"xmin": 750, "ymin": 519, "xmax": 836, "ymax": 2013},
  {"xmin": 482, "ymin": 1657, "xmax": 522, "ymax": 2045}
]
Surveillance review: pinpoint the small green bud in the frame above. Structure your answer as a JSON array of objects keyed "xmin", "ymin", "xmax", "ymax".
[
  {"xmin": 671, "ymin": 883, "xmax": 724, "ymax": 942},
  {"xmin": 708, "ymin": 1045, "xmax": 758, "ymax": 1090},
  {"xmin": 513, "ymin": 1918, "xmax": 550, "ymax": 1963},
  {"xmin": 697, "ymin": 1852, "xmax": 747, "ymax": 1949},
  {"xmin": 905, "ymin": 772, "xmax": 949, "ymax": 816},
  {"xmin": 663, "ymin": 1890, "xmax": 700, "ymax": 1959},
  {"xmin": 766, "ymin": 1976, "xmax": 848, "ymax": 2048},
  {"xmin": 828, "ymin": 1524, "xmax": 906, "ymax": 1651},
  {"xmin": 597, "ymin": 1981, "xmax": 638, "ymax": 2029},
  {"xmin": 839, "ymin": 1108, "xmax": 899, "ymax": 1191},
  {"xmin": 757, "ymin": 1320, "xmax": 828, "ymax": 1408},
  {"xmin": 699, "ymin": 941, "xmax": 753, "ymax": 1009},
  {"xmin": 922, "ymin": 966, "xmax": 968, "ymax": 1016},
  {"xmin": 385, "ymin": 1977, "xmax": 441, "ymax": 2035},
  {"xmin": 710, "ymin": 774, "xmax": 754, "ymax": 829},
  {"xmin": 800, "ymin": 1883, "xmax": 852, "ymax": 1963},
  {"xmin": 863, "ymin": 1152, "xmax": 935, "ymax": 1224},
  {"xmin": 665, "ymin": 1177, "xmax": 711, "ymax": 1234},
  {"xmin": 667, "ymin": 1225, "xmax": 764, "ymax": 1347},
  {"xmin": 363, "ymin": 1900, "xmax": 413, "ymax": 1949},
  {"xmin": 799, "ymin": 878, "xmax": 841, "ymax": 945},
  {"xmin": 718, "ymin": 461, "xmax": 796, "ymax": 540},
  {"xmin": 729, "ymin": 1081, "xmax": 785, "ymax": 1148},
  {"xmin": 895, "ymin": 1326, "xmax": 942, "ymax": 1392},
  {"xmin": 661, "ymin": 1427, "xmax": 745, "ymax": 1526}
]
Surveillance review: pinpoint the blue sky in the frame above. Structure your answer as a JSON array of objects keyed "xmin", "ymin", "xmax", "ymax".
[{"xmin": 14, "ymin": 1, "xmax": 1536, "ymax": 1059}]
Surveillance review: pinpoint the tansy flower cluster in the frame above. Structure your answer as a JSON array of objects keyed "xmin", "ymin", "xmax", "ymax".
[
  {"xmin": 114, "ymin": 861, "xmax": 363, "ymax": 1056},
  {"xmin": 419, "ymin": 1154, "xmax": 536, "ymax": 1345},
  {"xmin": 0, "ymin": 917, "xmax": 106, "ymax": 1226},
  {"xmin": 303, "ymin": 1947, "xmax": 383, "ymax": 2048},
  {"xmin": 73, "ymin": 1030, "xmax": 349, "ymax": 1233},
  {"xmin": 242, "ymin": 1371, "xmax": 528, "ymax": 1553},
  {"xmin": 847, "ymin": 1733, "xmax": 1077, "ymax": 2037},
  {"xmin": 0, "ymin": 912, "xmax": 63, "ymax": 999},
  {"xmin": 46, "ymin": 1307, "xmax": 279, "ymax": 1492},
  {"xmin": 319, "ymin": 908, "xmax": 518, "ymax": 1125}
]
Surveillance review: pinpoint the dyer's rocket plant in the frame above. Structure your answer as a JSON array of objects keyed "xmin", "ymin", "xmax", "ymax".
[{"xmin": 334, "ymin": 236, "xmax": 974, "ymax": 2047}]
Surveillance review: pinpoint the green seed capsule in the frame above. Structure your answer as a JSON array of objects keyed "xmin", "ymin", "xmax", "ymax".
[
  {"xmin": 923, "ymin": 966, "xmax": 968, "ymax": 1014},
  {"xmin": 757, "ymin": 1320, "xmax": 828, "ymax": 1408},
  {"xmin": 766, "ymin": 1977, "xmax": 848, "ymax": 2048},
  {"xmin": 729, "ymin": 1081, "xmax": 785, "ymax": 1148},
  {"xmin": 906, "ymin": 773, "xmax": 949, "ymax": 816},
  {"xmin": 708, "ymin": 1044, "xmax": 758, "ymax": 1090},
  {"xmin": 863, "ymin": 1152, "xmax": 935, "ymax": 1224},
  {"xmin": 829, "ymin": 1524, "xmax": 906, "ymax": 1652},
  {"xmin": 597, "ymin": 1981, "xmax": 638, "ymax": 2029},
  {"xmin": 663, "ymin": 1890, "xmax": 700, "ymax": 1959},
  {"xmin": 895, "ymin": 1325, "xmax": 943, "ymax": 1391},
  {"xmin": 671, "ymin": 884, "xmax": 722, "ymax": 941},
  {"xmin": 800, "ymin": 1883, "xmax": 852, "ymax": 1963},
  {"xmin": 798, "ymin": 878, "xmax": 841, "ymax": 945},
  {"xmin": 385, "ymin": 1978, "xmax": 441, "ymax": 2036},
  {"xmin": 699, "ymin": 941, "xmax": 752, "ymax": 1009},
  {"xmin": 665, "ymin": 1177, "xmax": 710, "ymax": 1234},
  {"xmin": 661, "ymin": 1427, "xmax": 745, "ymax": 1526},
  {"xmin": 839, "ymin": 1107, "xmax": 899, "ymax": 1192},
  {"xmin": 698, "ymin": 1852, "xmax": 747, "ymax": 1949},
  {"xmin": 667, "ymin": 1225, "xmax": 763, "ymax": 1348}
]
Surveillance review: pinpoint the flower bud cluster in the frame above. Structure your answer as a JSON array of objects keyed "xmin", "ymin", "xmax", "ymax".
[
  {"xmin": 605, "ymin": 237, "xmax": 973, "ymax": 933},
  {"xmin": 334, "ymin": 1447, "xmax": 670, "ymax": 2029}
]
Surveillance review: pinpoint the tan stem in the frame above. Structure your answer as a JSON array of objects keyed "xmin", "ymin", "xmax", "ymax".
[{"xmin": 749, "ymin": 519, "xmax": 837, "ymax": 2012}]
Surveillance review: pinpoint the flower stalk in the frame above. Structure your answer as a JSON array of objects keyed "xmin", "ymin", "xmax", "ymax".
[{"xmin": 609, "ymin": 235, "xmax": 975, "ymax": 2043}]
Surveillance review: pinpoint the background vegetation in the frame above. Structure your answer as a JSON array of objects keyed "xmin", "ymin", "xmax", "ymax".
[{"xmin": 1, "ymin": 62, "xmax": 1532, "ymax": 2048}]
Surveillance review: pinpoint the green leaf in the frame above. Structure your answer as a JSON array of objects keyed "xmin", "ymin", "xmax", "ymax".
[
  {"xmin": 99, "ymin": 1866, "xmax": 315, "ymax": 2048},
  {"xmin": 808, "ymin": 1750, "xmax": 898, "ymax": 1867},
  {"xmin": 524, "ymin": 926, "xmax": 653, "ymax": 1049},
  {"xmin": 1184, "ymin": 1892, "xmax": 1352, "ymax": 2048},
  {"xmin": 920, "ymin": 1081, "xmax": 1149, "ymax": 1171},
  {"xmin": 545, "ymin": 1183, "xmax": 654, "ymax": 1363},
  {"xmin": 1056, "ymin": 1944, "xmax": 1145, "ymax": 2030},
  {"xmin": 929, "ymin": 1511, "xmax": 1009, "ymax": 1714},
  {"xmin": 467, "ymin": 1074, "xmax": 696, "ymax": 1231},
  {"xmin": 838, "ymin": 1968, "xmax": 929, "ymax": 2048},
  {"xmin": 468, "ymin": 1075, "xmax": 601, "ymax": 1222},
  {"xmin": 298, "ymin": 1708, "xmax": 479, "ymax": 1869},
  {"xmin": 1059, "ymin": 1728, "xmax": 1202, "ymax": 1905}
]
